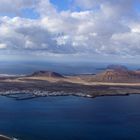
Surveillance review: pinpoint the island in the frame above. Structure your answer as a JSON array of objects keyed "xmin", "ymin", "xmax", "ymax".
[{"xmin": 0, "ymin": 65, "xmax": 140, "ymax": 100}]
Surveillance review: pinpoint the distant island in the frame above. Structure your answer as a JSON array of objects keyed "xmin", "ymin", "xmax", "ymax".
[{"xmin": 0, "ymin": 65, "xmax": 140, "ymax": 100}]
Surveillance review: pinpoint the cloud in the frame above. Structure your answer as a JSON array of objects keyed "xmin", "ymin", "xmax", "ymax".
[
  {"xmin": 0, "ymin": 43, "xmax": 7, "ymax": 49},
  {"xmin": 0, "ymin": 0, "xmax": 139, "ymax": 58},
  {"xmin": 0, "ymin": 0, "xmax": 38, "ymax": 14}
]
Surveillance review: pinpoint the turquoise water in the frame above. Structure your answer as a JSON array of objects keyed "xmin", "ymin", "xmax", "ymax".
[{"xmin": 0, "ymin": 95, "xmax": 140, "ymax": 140}]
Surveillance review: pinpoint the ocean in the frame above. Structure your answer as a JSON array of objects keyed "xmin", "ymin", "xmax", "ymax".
[
  {"xmin": 0, "ymin": 95, "xmax": 140, "ymax": 140},
  {"xmin": 0, "ymin": 60, "xmax": 139, "ymax": 75}
]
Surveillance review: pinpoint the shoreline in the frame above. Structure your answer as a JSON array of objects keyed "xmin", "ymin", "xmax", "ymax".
[{"xmin": 0, "ymin": 89, "xmax": 135, "ymax": 100}]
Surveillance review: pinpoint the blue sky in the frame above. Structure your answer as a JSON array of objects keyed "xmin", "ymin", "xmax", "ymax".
[
  {"xmin": 21, "ymin": 8, "xmax": 40, "ymax": 19},
  {"xmin": 50, "ymin": 0, "xmax": 73, "ymax": 11},
  {"xmin": 0, "ymin": 0, "xmax": 140, "ymax": 63}
]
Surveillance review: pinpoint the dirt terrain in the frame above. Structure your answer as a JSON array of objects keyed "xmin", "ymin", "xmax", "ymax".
[{"xmin": 0, "ymin": 68, "xmax": 140, "ymax": 99}]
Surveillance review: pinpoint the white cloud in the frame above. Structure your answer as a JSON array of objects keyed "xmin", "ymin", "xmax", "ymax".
[
  {"xmin": 0, "ymin": 0, "xmax": 38, "ymax": 14},
  {"xmin": 0, "ymin": 0, "xmax": 139, "ymax": 58},
  {"xmin": 0, "ymin": 43, "xmax": 7, "ymax": 49}
]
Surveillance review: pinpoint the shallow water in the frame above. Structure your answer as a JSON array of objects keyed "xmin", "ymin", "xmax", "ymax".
[{"xmin": 0, "ymin": 94, "xmax": 140, "ymax": 140}]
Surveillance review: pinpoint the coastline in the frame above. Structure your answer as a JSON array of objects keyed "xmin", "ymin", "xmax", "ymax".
[{"xmin": 0, "ymin": 87, "xmax": 138, "ymax": 100}]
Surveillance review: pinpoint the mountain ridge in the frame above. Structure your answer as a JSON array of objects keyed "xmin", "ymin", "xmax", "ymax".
[{"xmin": 30, "ymin": 70, "xmax": 64, "ymax": 78}]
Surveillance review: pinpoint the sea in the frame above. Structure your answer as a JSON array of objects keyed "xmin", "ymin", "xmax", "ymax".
[
  {"xmin": 0, "ymin": 60, "xmax": 139, "ymax": 75},
  {"xmin": 0, "ymin": 95, "xmax": 140, "ymax": 140},
  {"xmin": 0, "ymin": 61, "xmax": 140, "ymax": 140}
]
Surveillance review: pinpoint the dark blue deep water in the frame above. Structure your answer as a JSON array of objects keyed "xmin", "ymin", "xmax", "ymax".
[{"xmin": 0, "ymin": 95, "xmax": 140, "ymax": 140}]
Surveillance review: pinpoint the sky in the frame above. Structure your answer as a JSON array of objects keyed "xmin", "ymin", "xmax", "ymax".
[{"xmin": 0, "ymin": 0, "xmax": 140, "ymax": 63}]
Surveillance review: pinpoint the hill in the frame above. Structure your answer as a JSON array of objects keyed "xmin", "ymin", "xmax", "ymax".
[
  {"xmin": 30, "ymin": 71, "xmax": 64, "ymax": 78},
  {"xmin": 88, "ymin": 69, "xmax": 140, "ymax": 83},
  {"xmin": 106, "ymin": 64, "xmax": 128, "ymax": 71}
]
